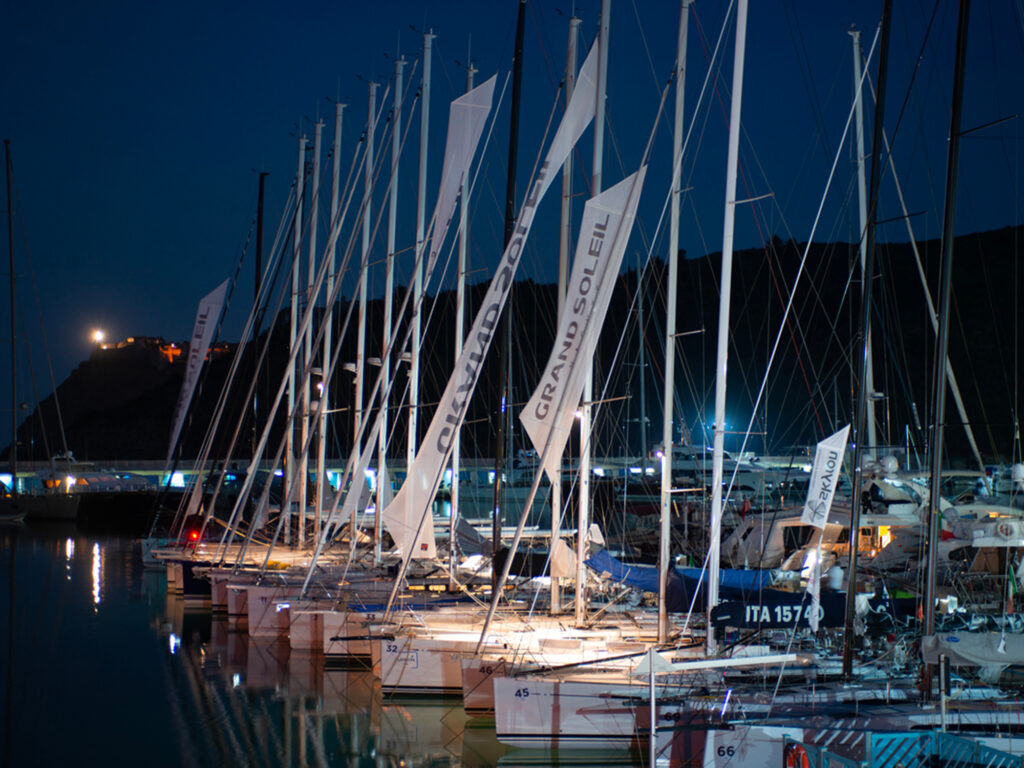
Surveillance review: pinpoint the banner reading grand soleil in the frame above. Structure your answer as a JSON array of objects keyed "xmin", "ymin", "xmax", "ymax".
[
  {"xmin": 164, "ymin": 279, "xmax": 229, "ymax": 466},
  {"xmin": 520, "ymin": 166, "xmax": 647, "ymax": 485},
  {"xmin": 327, "ymin": 76, "xmax": 496, "ymax": 536},
  {"xmin": 381, "ymin": 43, "xmax": 600, "ymax": 559}
]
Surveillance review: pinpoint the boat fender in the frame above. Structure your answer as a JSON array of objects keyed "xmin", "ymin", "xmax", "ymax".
[
  {"xmin": 783, "ymin": 742, "xmax": 810, "ymax": 768},
  {"xmin": 998, "ymin": 521, "xmax": 1015, "ymax": 540}
]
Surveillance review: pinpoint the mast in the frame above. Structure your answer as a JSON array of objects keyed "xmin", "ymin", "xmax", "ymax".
[
  {"xmin": 5, "ymin": 141, "xmax": 15, "ymax": 497},
  {"xmin": 707, "ymin": 0, "xmax": 748, "ymax": 654},
  {"xmin": 253, "ymin": 170, "xmax": 268, "ymax": 462},
  {"xmin": 410, "ymin": 31, "xmax": 434, "ymax": 469},
  {"xmin": 354, "ymin": 81, "xmax": 377, "ymax": 537},
  {"xmin": 286, "ymin": 135, "xmax": 307, "ymax": 546},
  {"xmin": 319, "ymin": 102, "xmax": 344, "ymax": 547},
  {"xmin": 381, "ymin": 59, "xmax": 403, "ymax": 564},
  {"xmin": 659, "ymin": 0, "xmax": 689, "ymax": 644},
  {"xmin": 300, "ymin": 121, "xmax": 323, "ymax": 549},
  {"xmin": 842, "ymin": 0, "xmax": 893, "ymax": 680},
  {"xmin": 636, "ymin": 254, "xmax": 648, "ymax": 460},
  {"xmin": 923, "ymin": 0, "xmax": 971, "ymax": 694},
  {"xmin": 576, "ymin": 0, "xmax": 609, "ymax": 627},
  {"xmin": 450, "ymin": 56, "xmax": 476, "ymax": 591},
  {"xmin": 850, "ymin": 28, "xmax": 877, "ymax": 451},
  {"xmin": 493, "ymin": 0, "xmax": 526, "ymax": 589},
  {"xmin": 552, "ymin": 15, "xmax": 579, "ymax": 614}
]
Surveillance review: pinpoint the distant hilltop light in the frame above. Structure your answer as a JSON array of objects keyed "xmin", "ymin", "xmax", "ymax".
[{"xmin": 91, "ymin": 329, "xmax": 104, "ymax": 343}]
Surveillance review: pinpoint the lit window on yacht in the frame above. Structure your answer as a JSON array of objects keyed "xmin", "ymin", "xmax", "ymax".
[
  {"xmin": 169, "ymin": 634, "xmax": 180, "ymax": 655},
  {"xmin": 164, "ymin": 472, "xmax": 185, "ymax": 488},
  {"xmin": 232, "ymin": 674, "xmax": 241, "ymax": 688},
  {"xmin": 593, "ymin": 466, "xmax": 606, "ymax": 477}
]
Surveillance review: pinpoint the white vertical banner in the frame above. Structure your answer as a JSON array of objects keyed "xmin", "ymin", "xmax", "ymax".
[
  {"xmin": 800, "ymin": 425, "xmax": 850, "ymax": 528},
  {"xmin": 423, "ymin": 76, "xmax": 496, "ymax": 282},
  {"xmin": 520, "ymin": 167, "xmax": 647, "ymax": 484},
  {"xmin": 381, "ymin": 43, "xmax": 600, "ymax": 560},
  {"xmin": 801, "ymin": 424, "xmax": 849, "ymax": 632},
  {"xmin": 164, "ymin": 279, "xmax": 229, "ymax": 466}
]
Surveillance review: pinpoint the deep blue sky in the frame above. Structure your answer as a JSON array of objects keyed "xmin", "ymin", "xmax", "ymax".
[{"xmin": 3, "ymin": 1, "xmax": 1022, "ymax": 446}]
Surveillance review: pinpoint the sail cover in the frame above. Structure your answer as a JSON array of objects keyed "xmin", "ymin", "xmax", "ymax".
[
  {"xmin": 164, "ymin": 279, "xmax": 228, "ymax": 466},
  {"xmin": 520, "ymin": 167, "xmax": 647, "ymax": 484},
  {"xmin": 381, "ymin": 43, "xmax": 600, "ymax": 560}
]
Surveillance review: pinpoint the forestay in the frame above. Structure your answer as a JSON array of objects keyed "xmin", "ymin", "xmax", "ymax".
[{"xmin": 381, "ymin": 43, "xmax": 600, "ymax": 560}]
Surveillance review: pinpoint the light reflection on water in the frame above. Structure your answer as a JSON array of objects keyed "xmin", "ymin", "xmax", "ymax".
[{"xmin": 0, "ymin": 526, "xmax": 515, "ymax": 767}]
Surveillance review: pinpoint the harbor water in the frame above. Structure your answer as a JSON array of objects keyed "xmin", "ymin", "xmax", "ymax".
[{"xmin": 0, "ymin": 525, "xmax": 517, "ymax": 768}]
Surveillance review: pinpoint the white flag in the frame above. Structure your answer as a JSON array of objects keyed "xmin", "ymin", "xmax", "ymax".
[
  {"xmin": 799, "ymin": 425, "xmax": 850, "ymax": 529},
  {"xmin": 382, "ymin": 43, "xmax": 600, "ymax": 560},
  {"xmin": 424, "ymin": 76, "xmax": 496, "ymax": 282},
  {"xmin": 164, "ymin": 279, "xmax": 229, "ymax": 466},
  {"xmin": 801, "ymin": 425, "xmax": 849, "ymax": 632},
  {"xmin": 520, "ymin": 167, "xmax": 647, "ymax": 484}
]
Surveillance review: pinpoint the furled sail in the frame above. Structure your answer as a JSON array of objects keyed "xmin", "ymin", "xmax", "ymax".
[
  {"xmin": 164, "ymin": 279, "xmax": 228, "ymax": 466},
  {"xmin": 520, "ymin": 166, "xmax": 647, "ymax": 484},
  {"xmin": 381, "ymin": 43, "xmax": 600, "ymax": 560}
]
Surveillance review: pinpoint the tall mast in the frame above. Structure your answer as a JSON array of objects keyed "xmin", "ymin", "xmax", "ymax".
[
  {"xmin": 552, "ymin": 15, "xmax": 579, "ymax": 614},
  {"xmin": 923, "ymin": 0, "xmax": 971, "ymax": 693},
  {"xmin": 707, "ymin": 0, "xmax": 748, "ymax": 653},
  {"xmin": 381, "ymin": 59, "xmax": 404, "ymax": 564},
  {"xmin": 410, "ymin": 31, "xmax": 434, "ymax": 469},
  {"xmin": 287, "ymin": 135, "xmax": 307, "ymax": 546},
  {"xmin": 450, "ymin": 56, "xmax": 477, "ymax": 591},
  {"xmin": 494, "ymin": 0, "xmax": 526, "ymax": 588},
  {"xmin": 659, "ymin": 0, "xmax": 690, "ymax": 644},
  {"xmin": 318, "ymin": 102, "xmax": 344, "ymax": 546},
  {"xmin": 300, "ymin": 121, "xmax": 323, "ymax": 549},
  {"xmin": 843, "ymin": 0, "xmax": 893, "ymax": 680},
  {"xmin": 253, "ymin": 170, "xmax": 268, "ymax": 463},
  {"xmin": 850, "ymin": 28, "xmax": 877, "ymax": 451},
  {"xmin": 354, "ymin": 82, "xmax": 377, "ymax": 538},
  {"xmin": 5, "ymin": 141, "xmax": 15, "ymax": 496},
  {"xmin": 576, "ymin": 0, "xmax": 610, "ymax": 627}
]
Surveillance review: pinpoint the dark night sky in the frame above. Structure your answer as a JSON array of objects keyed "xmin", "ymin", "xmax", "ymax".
[{"xmin": 3, "ymin": 1, "xmax": 1022, "ymax": 449}]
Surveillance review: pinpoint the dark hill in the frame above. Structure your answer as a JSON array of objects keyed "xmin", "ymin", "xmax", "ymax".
[{"xmin": 5, "ymin": 226, "xmax": 1021, "ymax": 466}]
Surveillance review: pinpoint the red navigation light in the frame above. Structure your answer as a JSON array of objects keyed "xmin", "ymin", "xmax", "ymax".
[{"xmin": 189, "ymin": 531, "xmax": 199, "ymax": 541}]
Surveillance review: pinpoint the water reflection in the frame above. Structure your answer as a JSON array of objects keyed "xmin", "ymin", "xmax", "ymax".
[
  {"xmin": 1, "ymin": 528, "xmax": 513, "ymax": 767},
  {"xmin": 157, "ymin": 597, "xmax": 509, "ymax": 768}
]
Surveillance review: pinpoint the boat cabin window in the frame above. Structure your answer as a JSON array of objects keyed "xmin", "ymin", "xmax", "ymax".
[{"xmin": 783, "ymin": 525, "xmax": 814, "ymax": 556}]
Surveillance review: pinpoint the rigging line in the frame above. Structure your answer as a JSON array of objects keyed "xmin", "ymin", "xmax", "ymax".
[
  {"xmin": 15, "ymin": 318, "xmax": 53, "ymax": 462},
  {"xmin": 622, "ymin": 0, "xmax": 734, "ymax": 316},
  {"xmin": 680, "ymin": 23, "xmax": 883, "ymax": 641},
  {"xmin": 216, "ymin": 97, "xmax": 381, "ymax": 564},
  {"xmin": 246, "ymin": 76, "xmax": 427, "ymax": 571},
  {"xmin": 781, "ymin": 0, "xmax": 834, "ymax": 157},
  {"xmin": 487, "ymin": 77, "xmax": 672, "ymax": 634},
  {"xmin": 630, "ymin": 0, "xmax": 670, "ymax": 101},
  {"xmin": 526, "ymin": 0, "xmax": 560, "ymax": 94},
  {"xmin": 307, "ymin": 74, "xmax": 517, "ymax": 591},
  {"xmin": 7, "ymin": 163, "xmax": 68, "ymax": 457}
]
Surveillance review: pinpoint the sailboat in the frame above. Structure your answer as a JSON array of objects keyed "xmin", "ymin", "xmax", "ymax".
[{"xmin": 2, "ymin": 140, "xmax": 79, "ymax": 524}]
